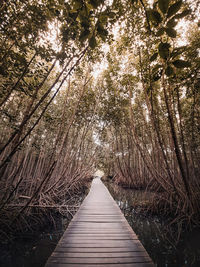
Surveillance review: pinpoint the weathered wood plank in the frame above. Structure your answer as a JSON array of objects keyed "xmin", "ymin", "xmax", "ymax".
[
  {"xmin": 59, "ymin": 241, "xmax": 139, "ymax": 246},
  {"xmin": 54, "ymin": 247, "xmax": 147, "ymax": 253},
  {"xmin": 48, "ymin": 256, "xmax": 152, "ymax": 264},
  {"xmin": 57, "ymin": 243, "xmax": 143, "ymax": 249},
  {"xmin": 51, "ymin": 252, "xmax": 149, "ymax": 258},
  {"xmin": 45, "ymin": 178, "xmax": 154, "ymax": 267},
  {"xmin": 63, "ymin": 238, "xmax": 137, "ymax": 242},
  {"xmin": 46, "ymin": 263, "xmax": 154, "ymax": 267}
]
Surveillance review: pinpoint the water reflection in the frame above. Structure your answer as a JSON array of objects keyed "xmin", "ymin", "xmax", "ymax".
[
  {"xmin": 0, "ymin": 193, "xmax": 85, "ymax": 267},
  {"xmin": 105, "ymin": 181, "xmax": 200, "ymax": 267}
]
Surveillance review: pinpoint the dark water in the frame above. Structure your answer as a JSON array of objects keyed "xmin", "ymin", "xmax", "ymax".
[
  {"xmin": 105, "ymin": 181, "xmax": 200, "ymax": 267},
  {"xmin": 0, "ymin": 215, "xmax": 70, "ymax": 267},
  {"xmin": 0, "ymin": 189, "xmax": 88, "ymax": 267},
  {"xmin": 1, "ymin": 182, "xmax": 200, "ymax": 267}
]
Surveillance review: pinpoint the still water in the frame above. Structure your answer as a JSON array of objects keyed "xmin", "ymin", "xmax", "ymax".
[
  {"xmin": 105, "ymin": 181, "xmax": 200, "ymax": 267},
  {"xmin": 0, "ymin": 189, "xmax": 86, "ymax": 267},
  {"xmin": 1, "ymin": 182, "xmax": 200, "ymax": 267},
  {"xmin": 0, "ymin": 215, "xmax": 70, "ymax": 267}
]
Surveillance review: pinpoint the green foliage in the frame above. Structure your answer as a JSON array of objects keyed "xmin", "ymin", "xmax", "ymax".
[
  {"xmin": 156, "ymin": 27, "xmax": 165, "ymax": 36},
  {"xmin": 158, "ymin": 0, "xmax": 170, "ymax": 14},
  {"xmin": 165, "ymin": 65, "xmax": 174, "ymax": 76},
  {"xmin": 79, "ymin": 29, "xmax": 90, "ymax": 42},
  {"xmin": 150, "ymin": 52, "xmax": 158, "ymax": 62},
  {"xmin": 149, "ymin": 9, "xmax": 162, "ymax": 25},
  {"xmin": 164, "ymin": 27, "xmax": 177, "ymax": 38},
  {"xmin": 89, "ymin": 35, "xmax": 97, "ymax": 49},
  {"xmin": 59, "ymin": 0, "xmax": 118, "ymax": 53},
  {"xmin": 166, "ymin": 18, "xmax": 177, "ymax": 28},
  {"xmin": 170, "ymin": 46, "xmax": 187, "ymax": 59},
  {"xmin": 158, "ymin": 42, "xmax": 170, "ymax": 59},
  {"xmin": 89, "ymin": 0, "xmax": 103, "ymax": 8},
  {"xmin": 167, "ymin": 0, "xmax": 182, "ymax": 18},
  {"xmin": 172, "ymin": 59, "xmax": 191, "ymax": 68},
  {"xmin": 97, "ymin": 22, "xmax": 109, "ymax": 41},
  {"xmin": 146, "ymin": 0, "xmax": 189, "ymax": 57},
  {"xmin": 174, "ymin": 9, "xmax": 191, "ymax": 19}
]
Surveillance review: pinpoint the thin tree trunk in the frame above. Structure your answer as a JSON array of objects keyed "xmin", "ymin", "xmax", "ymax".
[
  {"xmin": 0, "ymin": 47, "xmax": 88, "ymax": 171},
  {"xmin": 161, "ymin": 71, "xmax": 191, "ymax": 200}
]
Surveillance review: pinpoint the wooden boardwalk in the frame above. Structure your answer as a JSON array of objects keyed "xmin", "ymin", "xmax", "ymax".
[{"xmin": 45, "ymin": 177, "xmax": 154, "ymax": 267}]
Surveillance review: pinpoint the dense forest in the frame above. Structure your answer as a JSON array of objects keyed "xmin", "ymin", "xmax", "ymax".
[{"xmin": 0, "ymin": 0, "xmax": 199, "ymax": 242}]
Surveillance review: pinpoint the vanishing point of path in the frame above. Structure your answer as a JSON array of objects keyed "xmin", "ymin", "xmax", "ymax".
[{"xmin": 45, "ymin": 177, "xmax": 154, "ymax": 267}]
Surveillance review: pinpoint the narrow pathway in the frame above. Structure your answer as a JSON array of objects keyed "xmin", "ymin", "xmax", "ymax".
[{"xmin": 45, "ymin": 177, "xmax": 154, "ymax": 267}]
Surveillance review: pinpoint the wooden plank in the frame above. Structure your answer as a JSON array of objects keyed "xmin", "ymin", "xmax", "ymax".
[
  {"xmin": 61, "ymin": 237, "xmax": 136, "ymax": 241},
  {"xmin": 64, "ymin": 230, "xmax": 131, "ymax": 233},
  {"xmin": 61, "ymin": 237, "xmax": 137, "ymax": 241},
  {"xmin": 54, "ymin": 247, "xmax": 147, "ymax": 253},
  {"xmin": 45, "ymin": 177, "xmax": 154, "ymax": 267},
  {"xmin": 48, "ymin": 257, "xmax": 152, "ymax": 264},
  {"xmin": 64, "ymin": 233, "xmax": 133, "ymax": 236},
  {"xmin": 59, "ymin": 241, "xmax": 139, "ymax": 246},
  {"xmin": 46, "ymin": 263, "xmax": 154, "ymax": 267},
  {"xmin": 64, "ymin": 230, "xmax": 132, "ymax": 234},
  {"xmin": 51, "ymin": 252, "xmax": 149, "ymax": 258},
  {"xmin": 67, "ymin": 223, "xmax": 126, "ymax": 227},
  {"xmin": 57, "ymin": 243, "xmax": 143, "ymax": 248}
]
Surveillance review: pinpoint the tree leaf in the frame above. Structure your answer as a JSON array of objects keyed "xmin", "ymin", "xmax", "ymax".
[
  {"xmin": 89, "ymin": 35, "xmax": 97, "ymax": 49},
  {"xmin": 165, "ymin": 27, "xmax": 177, "ymax": 38},
  {"xmin": 174, "ymin": 9, "xmax": 191, "ymax": 19},
  {"xmin": 97, "ymin": 24, "xmax": 108, "ymax": 41},
  {"xmin": 158, "ymin": 42, "xmax": 170, "ymax": 59},
  {"xmin": 167, "ymin": 1, "xmax": 182, "ymax": 18},
  {"xmin": 172, "ymin": 60, "xmax": 191, "ymax": 68},
  {"xmin": 158, "ymin": 0, "xmax": 170, "ymax": 14},
  {"xmin": 165, "ymin": 65, "xmax": 174, "ymax": 76},
  {"xmin": 89, "ymin": 0, "xmax": 101, "ymax": 8},
  {"xmin": 150, "ymin": 52, "xmax": 158, "ymax": 62},
  {"xmin": 81, "ymin": 18, "xmax": 90, "ymax": 29},
  {"xmin": 79, "ymin": 29, "xmax": 90, "ymax": 42},
  {"xmin": 166, "ymin": 18, "xmax": 177, "ymax": 28},
  {"xmin": 149, "ymin": 9, "xmax": 163, "ymax": 24},
  {"xmin": 170, "ymin": 46, "xmax": 187, "ymax": 58},
  {"xmin": 156, "ymin": 27, "xmax": 165, "ymax": 36}
]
